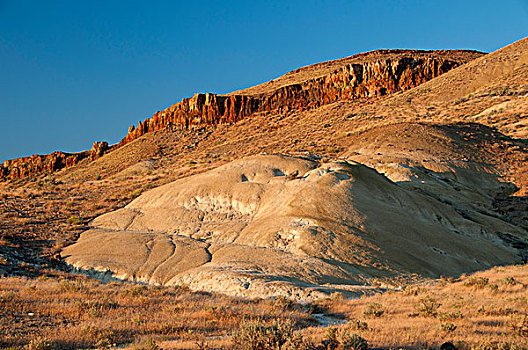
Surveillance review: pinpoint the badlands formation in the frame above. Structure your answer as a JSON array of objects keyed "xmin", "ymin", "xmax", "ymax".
[
  {"xmin": 3, "ymin": 38, "xmax": 528, "ymax": 300},
  {"xmin": 64, "ymin": 154, "xmax": 525, "ymax": 299}
]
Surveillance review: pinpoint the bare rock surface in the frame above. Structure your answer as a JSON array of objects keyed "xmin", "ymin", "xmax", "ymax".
[{"xmin": 63, "ymin": 155, "xmax": 526, "ymax": 299}]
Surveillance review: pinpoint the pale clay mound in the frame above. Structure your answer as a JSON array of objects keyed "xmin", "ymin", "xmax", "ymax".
[{"xmin": 63, "ymin": 155, "xmax": 526, "ymax": 300}]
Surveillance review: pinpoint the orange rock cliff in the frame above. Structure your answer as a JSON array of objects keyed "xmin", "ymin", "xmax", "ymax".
[{"xmin": 1, "ymin": 49, "xmax": 483, "ymax": 180}]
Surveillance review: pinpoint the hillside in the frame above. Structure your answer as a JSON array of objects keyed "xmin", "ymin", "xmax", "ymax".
[
  {"xmin": 0, "ymin": 37, "xmax": 527, "ymax": 349},
  {"xmin": 0, "ymin": 49, "xmax": 482, "ymax": 180}
]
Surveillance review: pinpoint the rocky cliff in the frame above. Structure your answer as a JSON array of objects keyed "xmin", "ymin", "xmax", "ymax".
[
  {"xmin": 1, "ymin": 151, "xmax": 89, "ymax": 180},
  {"xmin": 1, "ymin": 50, "xmax": 483, "ymax": 180},
  {"xmin": 119, "ymin": 53, "xmax": 477, "ymax": 146}
]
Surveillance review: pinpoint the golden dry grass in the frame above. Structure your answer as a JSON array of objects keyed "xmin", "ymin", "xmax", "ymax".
[
  {"xmin": 1, "ymin": 265, "xmax": 527, "ymax": 349},
  {"xmin": 0, "ymin": 272, "xmax": 313, "ymax": 349},
  {"xmin": 307, "ymin": 264, "xmax": 528, "ymax": 350}
]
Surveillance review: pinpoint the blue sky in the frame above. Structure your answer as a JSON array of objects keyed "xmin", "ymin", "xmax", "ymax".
[{"xmin": 1, "ymin": 0, "xmax": 527, "ymax": 161}]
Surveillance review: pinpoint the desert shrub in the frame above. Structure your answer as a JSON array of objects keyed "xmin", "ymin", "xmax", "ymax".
[
  {"xmin": 439, "ymin": 311, "xmax": 464, "ymax": 321},
  {"xmin": 58, "ymin": 279, "xmax": 87, "ymax": 293},
  {"xmin": 362, "ymin": 302, "xmax": 384, "ymax": 318},
  {"xmin": 346, "ymin": 319, "xmax": 368, "ymax": 331},
  {"xmin": 415, "ymin": 296, "xmax": 441, "ymax": 317},
  {"xmin": 320, "ymin": 325, "xmax": 369, "ymax": 350},
  {"xmin": 273, "ymin": 295, "xmax": 297, "ymax": 311},
  {"xmin": 232, "ymin": 319, "xmax": 296, "ymax": 350},
  {"xmin": 504, "ymin": 276, "xmax": 517, "ymax": 285},
  {"xmin": 440, "ymin": 322, "xmax": 457, "ymax": 332},
  {"xmin": 124, "ymin": 189, "xmax": 142, "ymax": 200},
  {"xmin": 26, "ymin": 337, "xmax": 55, "ymax": 350},
  {"xmin": 75, "ymin": 299, "xmax": 119, "ymax": 317},
  {"xmin": 94, "ymin": 329, "xmax": 116, "ymax": 348},
  {"xmin": 511, "ymin": 314, "xmax": 528, "ymax": 337},
  {"xmin": 282, "ymin": 332, "xmax": 309, "ymax": 350},
  {"xmin": 124, "ymin": 285, "xmax": 148, "ymax": 297},
  {"xmin": 473, "ymin": 341, "xmax": 527, "ymax": 350},
  {"xmin": 133, "ymin": 338, "xmax": 161, "ymax": 350},
  {"xmin": 329, "ymin": 292, "xmax": 345, "ymax": 301},
  {"xmin": 321, "ymin": 327, "xmax": 339, "ymax": 350},
  {"xmin": 464, "ymin": 277, "xmax": 489, "ymax": 288},
  {"xmin": 339, "ymin": 332, "xmax": 368, "ymax": 350},
  {"xmin": 66, "ymin": 216, "xmax": 83, "ymax": 225},
  {"xmin": 403, "ymin": 286, "xmax": 424, "ymax": 296}
]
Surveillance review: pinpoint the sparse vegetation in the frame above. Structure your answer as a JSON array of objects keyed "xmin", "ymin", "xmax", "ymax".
[
  {"xmin": 0, "ymin": 39, "xmax": 527, "ymax": 350},
  {"xmin": 439, "ymin": 322, "xmax": 457, "ymax": 332},
  {"xmin": 124, "ymin": 189, "xmax": 142, "ymax": 200},
  {"xmin": 0, "ymin": 274, "xmax": 313, "ymax": 349},
  {"xmin": 362, "ymin": 302, "xmax": 384, "ymax": 318},
  {"xmin": 66, "ymin": 216, "xmax": 83, "ymax": 225},
  {"xmin": 464, "ymin": 276, "xmax": 489, "ymax": 288},
  {"xmin": 232, "ymin": 319, "xmax": 296, "ymax": 350},
  {"xmin": 415, "ymin": 296, "xmax": 441, "ymax": 317}
]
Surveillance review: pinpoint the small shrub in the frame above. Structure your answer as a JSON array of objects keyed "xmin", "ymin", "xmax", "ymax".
[
  {"xmin": 273, "ymin": 295, "xmax": 297, "ymax": 311},
  {"xmin": 464, "ymin": 276, "xmax": 489, "ymax": 288},
  {"xmin": 346, "ymin": 319, "xmax": 368, "ymax": 331},
  {"xmin": 363, "ymin": 303, "xmax": 384, "ymax": 318},
  {"xmin": 403, "ymin": 286, "xmax": 423, "ymax": 296},
  {"xmin": 94, "ymin": 329, "xmax": 116, "ymax": 348},
  {"xmin": 322, "ymin": 327, "xmax": 339, "ymax": 350},
  {"xmin": 124, "ymin": 285, "xmax": 148, "ymax": 297},
  {"xmin": 232, "ymin": 319, "xmax": 295, "ymax": 350},
  {"xmin": 504, "ymin": 276, "xmax": 517, "ymax": 285},
  {"xmin": 58, "ymin": 280, "xmax": 87, "ymax": 293},
  {"xmin": 439, "ymin": 311, "xmax": 464, "ymax": 321},
  {"xmin": 488, "ymin": 283, "xmax": 499, "ymax": 292},
  {"xmin": 26, "ymin": 337, "xmax": 55, "ymax": 350},
  {"xmin": 511, "ymin": 314, "xmax": 528, "ymax": 337},
  {"xmin": 133, "ymin": 338, "xmax": 161, "ymax": 350},
  {"xmin": 440, "ymin": 322, "xmax": 457, "ymax": 332},
  {"xmin": 415, "ymin": 296, "xmax": 441, "ymax": 317},
  {"xmin": 475, "ymin": 341, "xmax": 525, "ymax": 350},
  {"xmin": 282, "ymin": 332, "xmax": 308, "ymax": 350},
  {"xmin": 339, "ymin": 331, "xmax": 368, "ymax": 350},
  {"xmin": 75, "ymin": 299, "xmax": 119, "ymax": 317},
  {"xmin": 66, "ymin": 216, "xmax": 83, "ymax": 225},
  {"xmin": 124, "ymin": 189, "xmax": 142, "ymax": 200}
]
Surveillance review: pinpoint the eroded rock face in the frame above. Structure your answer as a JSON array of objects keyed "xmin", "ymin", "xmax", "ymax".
[
  {"xmin": 119, "ymin": 54, "xmax": 474, "ymax": 146},
  {"xmin": 63, "ymin": 155, "xmax": 526, "ymax": 300},
  {"xmin": 90, "ymin": 141, "xmax": 109, "ymax": 161},
  {"xmin": 1, "ymin": 49, "xmax": 481, "ymax": 180},
  {"xmin": 0, "ymin": 151, "xmax": 89, "ymax": 180}
]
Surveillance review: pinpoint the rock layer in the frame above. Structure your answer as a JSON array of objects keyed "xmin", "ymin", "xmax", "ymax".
[
  {"xmin": 0, "ymin": 151, "xmax": 89, "ymax": 180},
  {"xmin": 63, "ymin": 155, "xmax": 526, "ymax": 299},
  {"xmin": 120, "ymin": 52, "xmax": 479, "ymax": 146},
  {"xmin": 1, "ymin": 50, "xmax": 482, "ymax": 180}
]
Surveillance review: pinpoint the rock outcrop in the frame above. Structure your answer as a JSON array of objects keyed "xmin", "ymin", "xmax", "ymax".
[
  {"xmin": 119, "ymin": 52, "xmax": 480, "ymax": 146},
  {"xmin": 90, "ymin": 141, "xmax": 109, "ymax": 161},
  {"xmin": 0, "ymin": 151, "xmax": 89, "ymax": 180},
  {"xmin": 1, "ymin": 50, "xmax": 483, "ymax": 180}
]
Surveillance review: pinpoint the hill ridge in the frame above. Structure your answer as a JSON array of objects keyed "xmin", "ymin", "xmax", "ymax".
[{"xmin": 0, "ymin": 49, "xmax": 482, "ymax": 180}]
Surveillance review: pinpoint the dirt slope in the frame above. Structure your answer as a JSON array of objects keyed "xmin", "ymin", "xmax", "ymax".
[{"xmin": 63, "ymin": 153, "xmax": 526, "ymax": 299}]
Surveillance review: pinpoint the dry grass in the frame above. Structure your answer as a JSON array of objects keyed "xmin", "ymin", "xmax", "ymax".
[
  {"xmin": 0, "ymin": 272, "xmax": 314, "ymax": 349},
  {"xmin": 307, "ymin": 264, "xmax": 528, "ymax": 350},
  {"xmin": 1, "ymin": 265, "xmax": 527, "ymax": 349}
]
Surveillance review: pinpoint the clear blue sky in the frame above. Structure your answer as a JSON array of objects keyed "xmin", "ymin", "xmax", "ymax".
[{"xmin": 1, "ymin": 1, "xmax": 527, "ymax": 161}]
